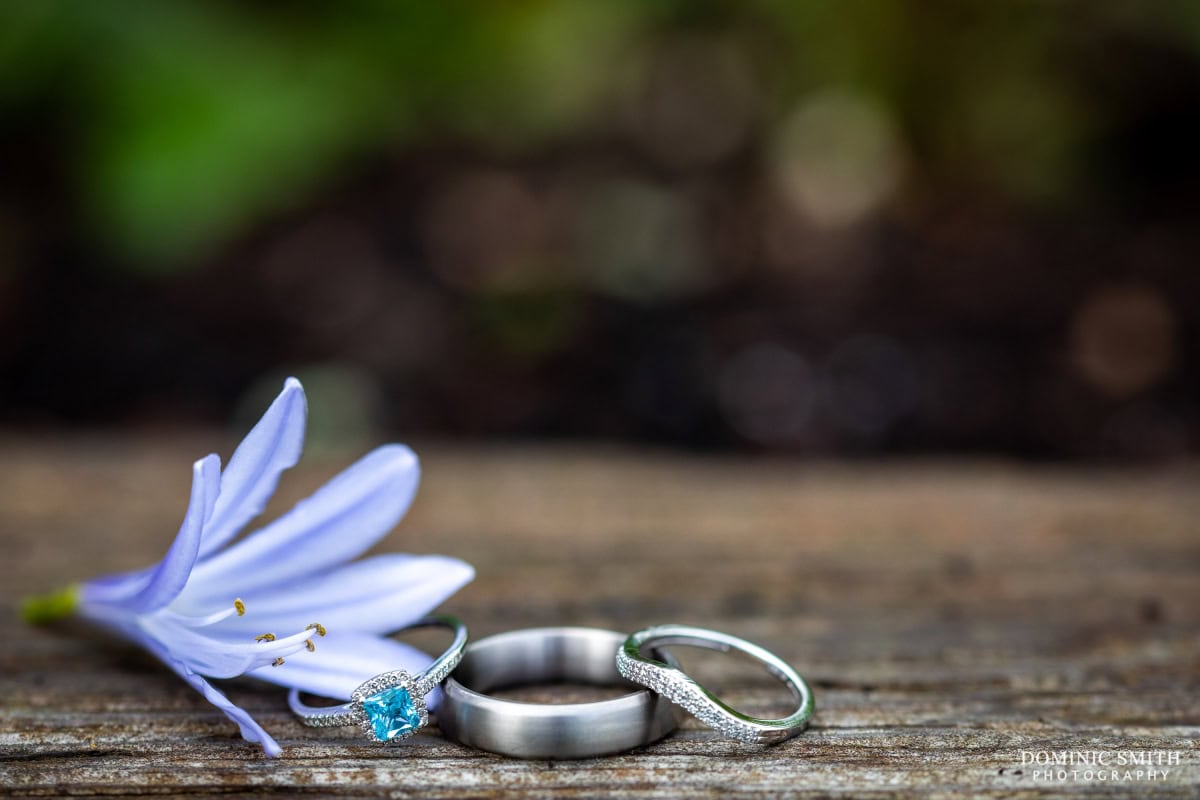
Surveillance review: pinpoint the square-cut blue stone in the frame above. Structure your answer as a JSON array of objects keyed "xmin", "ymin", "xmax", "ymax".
[{"xmin": 361, "ymin": 685, "xmax": 420, "ymax": 742}]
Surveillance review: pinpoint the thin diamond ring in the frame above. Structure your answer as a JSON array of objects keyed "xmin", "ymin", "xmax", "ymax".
[
  {"xmin": 288, "ymin": 614, "xmax": 467, "ymax": 744},
  {"xmin": 616, "ymin": 624, "xmax": 814, "ymax": 744}
]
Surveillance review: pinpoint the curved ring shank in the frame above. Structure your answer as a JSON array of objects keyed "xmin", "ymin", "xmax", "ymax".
[
  {"xmin": 438, "ymin": 627, "xmax": 681, "ymax": 759},
  {"xmin": 289, "ymin": 614, "xmax": 468, "ymax": 727},
  {"xmin": 618, "ymin": 624, "xmax": 813, "ymax": 744}
]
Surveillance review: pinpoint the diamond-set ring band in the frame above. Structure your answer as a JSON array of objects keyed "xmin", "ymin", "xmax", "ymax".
[
  {"xmin": 288, "ymin": 614, "xmax": 467, "ymax": 744},
  {"xmin": 617, "ymin": 624, "xmax": 814, "ymax": 744}
]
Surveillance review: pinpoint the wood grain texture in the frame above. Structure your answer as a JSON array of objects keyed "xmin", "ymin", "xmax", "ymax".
[{"xmin": 1, "ymin": 436, "xmax": 1198, "ymax": 797}]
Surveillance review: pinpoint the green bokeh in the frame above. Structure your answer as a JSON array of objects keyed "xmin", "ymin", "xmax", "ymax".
[{"xmin": 0, "ymin": 1, "xmax": 1191, "ymax": 268}]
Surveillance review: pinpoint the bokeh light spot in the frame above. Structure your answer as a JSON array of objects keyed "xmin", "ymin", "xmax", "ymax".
[
  {"xmin": 422, "ymin": 170, "xmax": 552, "ymax": 291},
  {"xmin": 626, "ymin": 36, "xmax": 758, "ymax": 169},
  {"xmin": 573, "ymin": 178, "xmax": 710, "ymax": 300},
  {"xmin": 823, "ymin": 335, "xmax": 917, "ymax": 436},
  {"xmin": 1070, "ymin": 284, "xmax": 1175, "ymax": 397},
  {"xmin": 718, "ymin": 342, "xmax": 815, "ymax": 446},
  {"xmin": 771, "ymin": 89, "xmax": 904, "ymax": 229}
]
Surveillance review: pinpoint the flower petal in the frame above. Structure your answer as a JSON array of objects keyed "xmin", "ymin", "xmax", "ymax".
[
  {"xmin": 192, "ymin": 554, "xmax": 474, "ymax": 634},
  {"xmin": 83, "ymin": 455, "xmax": 220, "ymax": 612},
  {"xmin": 80, "ymin": 567, "xmax": 154, "ymax": 601},
  {"xmin": 184, "ymin": 445, "xmax": 420, "ymax": 598},
  {"xmin": 198, "ymin": 378, "xmax": 307, "ymax": 560},
  {"xmin": 247, "ymin": 631, "xmax": 437, "ymax": 705},
  {"xmin": 139, "ymin": 633, "xmax": 283, "ymax": 757}
]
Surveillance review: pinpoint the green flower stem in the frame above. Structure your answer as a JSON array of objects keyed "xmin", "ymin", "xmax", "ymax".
[{"xmin": 21, "ymin": 585, "xmax": 80, "ymax": 624}]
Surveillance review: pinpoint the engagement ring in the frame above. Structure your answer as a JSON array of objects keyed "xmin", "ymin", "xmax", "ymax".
[{"xmin": 288, "ymin": 614, "xmax": 467, "ymax": 744}]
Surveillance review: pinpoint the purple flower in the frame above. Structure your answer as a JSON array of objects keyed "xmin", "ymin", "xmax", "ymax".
[{"xmin": 24, "ymin": 378, "xmax": 473, "ymax": 756}]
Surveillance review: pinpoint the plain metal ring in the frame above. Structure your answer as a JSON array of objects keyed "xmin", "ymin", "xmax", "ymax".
[
  {"xmin": 288, "ymin": 614, "xmax": 467, "ymax": 743},
  {"xmin": 437, "ymin": 626, "xmax": 681, "ymax": 759},
  {"xmin": 617, "ymin": 624, "xmax": 814, "ymax": 744}
]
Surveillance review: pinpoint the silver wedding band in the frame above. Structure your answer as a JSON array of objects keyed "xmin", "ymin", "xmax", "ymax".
[{"xmin": 437, "ymin": 627, "xmax": 681, "ymax": 758}]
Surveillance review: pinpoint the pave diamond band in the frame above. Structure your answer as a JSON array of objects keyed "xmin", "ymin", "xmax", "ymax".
[
  {"xmin": 288, "ymin": 614, "xmax": 467, "ymax": 744},
  {"xmin": 617, "ymin": 624, "xmax": 814, "ymax": 744}
]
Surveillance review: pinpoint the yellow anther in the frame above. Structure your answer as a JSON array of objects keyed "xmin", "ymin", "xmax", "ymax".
[
  {"xmin": 255, "ymin": 633, "xmax": 276, "ymax": 643},
  {"xmin": 272, "ymin": 657, "xmax": 285, "ymax": 667},
  {"xmin": 233, "ymin": 598, "xmax": 246, "ymax": 617},
  {"xmin": 305, "ymin": 639, "xmax": 315, "ymax": 652},
  {"xmin": 307, "ymin": 623, "xmax": 327, "ymax": 637}
]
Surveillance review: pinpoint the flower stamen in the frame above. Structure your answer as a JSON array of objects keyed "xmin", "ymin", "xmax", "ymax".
[
  {"xmin": 160, "ymin": 605, "xmax": 240, "ymax": 628},
  {"xmin": 255, "ymin": 633, "xmax": 276, "ymax": 642},
  {"xmin": 272, "ymin": 657, "xmax": 285, "ymax": 667},
  {"xmin": 234, "ymin": 598, "xmax": 246, "ymax": 616},
  {"xmin": 305, "ymin": 639, "xmax": 315, "ymax": 652},
  {"xmin": 306, "ymin": 623, "xmax": 327, "ymax": 637}
]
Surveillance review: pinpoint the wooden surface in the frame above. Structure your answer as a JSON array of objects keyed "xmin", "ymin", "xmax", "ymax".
[{"xmin": 1, "ymin": 436, "xmax": 1198, "ymax": 797}]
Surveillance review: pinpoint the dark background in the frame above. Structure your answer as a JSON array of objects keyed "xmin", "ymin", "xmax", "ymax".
[{"xmin": 1, "ymin": 1, "xmax": 1197, "ymax": 458}]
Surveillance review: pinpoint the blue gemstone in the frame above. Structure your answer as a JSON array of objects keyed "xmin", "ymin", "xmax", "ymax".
[{"xmin": 361, "ymin": 685, "xmax": 421, "ymax": 742}]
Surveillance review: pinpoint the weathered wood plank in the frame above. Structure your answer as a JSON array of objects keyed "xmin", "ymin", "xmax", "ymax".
[{"xmin": 1, "ymin": 437, "xmax": 1198, "ymax": 797}]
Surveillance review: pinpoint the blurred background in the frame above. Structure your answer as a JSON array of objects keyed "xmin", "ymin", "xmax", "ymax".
[{"xmin": 0, "ymin": 0, "xmax": 1197, "ymax": 459}]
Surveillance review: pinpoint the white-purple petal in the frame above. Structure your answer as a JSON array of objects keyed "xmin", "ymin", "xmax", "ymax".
[
  {"xmin": 197, "ymin": 378, "xmax": 307, "ymax": 560},
  {"xmin": 87, "ymin": 455, "xmax": 220, "ymax": 613},
  {"xmin": 182, "ymin": 445, "xmax": 419, "ymax": 600},
  {"xmin": 79, "ymin": 566, "xmax": 153, "ymax": 607},
  {"xmin": 207, "ymin": 554, "xmax": 472, "ymax": 637},
  {"xmin": 139, "ymin": 634, "xmax": 283, "ymax": 757}
]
